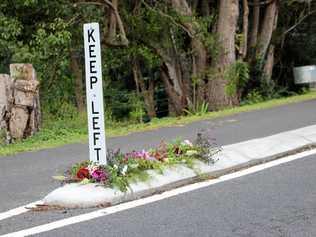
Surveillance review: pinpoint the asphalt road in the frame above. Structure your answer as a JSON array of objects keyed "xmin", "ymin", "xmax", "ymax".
[
  {"xmin": 0, "ymin": 100, "xmax": 316, "ymax": 236},
  {"xmin": 2, "ymin": 151, "xmax": 316, "ymax": 236},
  {"xmin": 38, "ymin": 153, "xmax": 316, "ymax": 237}
]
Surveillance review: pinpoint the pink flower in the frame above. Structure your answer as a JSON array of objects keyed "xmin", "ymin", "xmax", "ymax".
[
  {"xmin": 124, "ymin": 150, "xmax": 156, "ymax": 161},
  {"xmin": 91, "ymin": 169, "xmax": 108, "ymax": 182}
]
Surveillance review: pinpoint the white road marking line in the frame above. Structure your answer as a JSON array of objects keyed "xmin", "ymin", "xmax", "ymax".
[
  {"xmin": 2, "ymin": 148, "xmax": 316, "ymax": 237},
  {"xmin": 0, "ymin": 201, "xmax": 43, "ymax": 222}
]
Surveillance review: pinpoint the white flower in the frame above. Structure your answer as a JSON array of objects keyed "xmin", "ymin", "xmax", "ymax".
[
  {"xmin": 121, "ymin": 165, "xmax": 128, "ymax": 175},
  {"xmin": 182, "ymin": 139, "xmax": 193, "ymax": 147},
  {"xmin": 87, "ymin": 164, "xmax": 98, "ymax": 174}
]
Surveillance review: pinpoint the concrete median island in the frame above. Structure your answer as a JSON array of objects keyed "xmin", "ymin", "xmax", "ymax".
[{"xmin": 43, "ymin": 125, "xmax": 316, "ymax": 208}]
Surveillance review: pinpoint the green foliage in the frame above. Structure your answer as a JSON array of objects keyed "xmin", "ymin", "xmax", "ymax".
[
  {"xmin": 128, "ymin": 94, "xmax": 145, "ymax": 123},
  {"xmin": 0, "ymin": 129, "xmax": 6, "ymax": 145},
  {"xmin": 241, "ymin": 79, "xmax": 299, "ymax": 105},
  {"xmin": 62, "ymin": 132, "xmax": 221, "ymax": 192},
  {"xmin": 225, "ymin": 60, "xmax": 250, "ymax": 96},
  {"xmin": 44, "ymin": 101, "xmax": 79, "ymax": 121},
  {"xmin": 106, "ymin": 164, "xmax": 129, "ymax": 192},
  {"xmin": 0, "ymin": 13, "xmax": 23, "ymax": 72},
  {"xmin": 31, "ymin": 18, "xmax": 74, "ymax": 113},
  {"xmin": 1, "ymin": 92, "xmax": 316, "ymax": 157},
  {"xmin": 242, "ymin": 90, "xmax": 265, "ymax": 105},
  {"xmin": 0, "ymin": 0, "xmax": 103, "ymax": 119},
  {"xmin": 32, "ymin": 18, "xmax": 72, "ymax": 60},
  {"xmin": 0, "ymin": 14, "xmax": 22, "ymax": 41},
  {"xmin": 183, "ymin": 101, "xmax": 209, "ymax": 116},
  {"xmin": 195, "ymin": 15, "xmax": 218, "ymax": 57},
  {"xmin": 0, "ymin": 0, "xmax": 314, "ymax": 152},
  {"xmin": 194, "ymin": 133, "xmax": 221, "ymax": 164}
]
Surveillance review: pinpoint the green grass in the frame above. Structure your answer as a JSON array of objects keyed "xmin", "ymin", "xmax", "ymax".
[{"xmin": 1, "ymin": 91, "xmax": 316, "ymax": 157}]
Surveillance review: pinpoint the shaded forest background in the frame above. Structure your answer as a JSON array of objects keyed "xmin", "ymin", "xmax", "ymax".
[{"xmin": 1, "ymin": 0, "xmax": 316, "ymax": 124}]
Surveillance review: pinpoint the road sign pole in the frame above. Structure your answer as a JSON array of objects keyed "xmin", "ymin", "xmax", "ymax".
[{"xmin": 83, "ymin": 22, "xmax": 107, "ymax": 165}]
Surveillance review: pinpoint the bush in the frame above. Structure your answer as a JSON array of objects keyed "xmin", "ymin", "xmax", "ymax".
[
  {"xmin": 225, "ymin": 60, "xmax": 250, "ymax": 96},
  {"xmin": 242, "ymin": 90, "xmax": 265, "ymax": 105}
]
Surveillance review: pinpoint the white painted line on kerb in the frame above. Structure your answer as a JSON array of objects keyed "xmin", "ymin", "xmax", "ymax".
[
  {"xmin": 2, "ymin": 149, "xmax": 316, "ymax": 237},
  {"xmin": 0, "ymin": 200, "xmax": 43, "ymax": 222}
]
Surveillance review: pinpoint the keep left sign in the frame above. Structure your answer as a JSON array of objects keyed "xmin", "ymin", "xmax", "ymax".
[{"xmin": 83, "ymin": 23, "xmax": 107, "ymax": 164}]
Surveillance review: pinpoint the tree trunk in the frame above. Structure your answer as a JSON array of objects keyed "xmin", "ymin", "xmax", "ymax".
[
  {"xmin": 249, "ymin": 0, "xmax": 260, "ymax": 55},
  {"xmin": 161, "ymin": 67, "xmax": 186, "ymax": 116},
  {"xmin": 140, "ymin": 79, "xmax": 156, "ymax": 119},
  {"xmin": 132, "ymin": 61, "xmax": 156, "ymax": 118},
  {"xmin": 170, "ymin": 0, "xmax": 208, "ymax": 104},
  {"xmin": 107, "ymin": 0, "xmax": 117, "ymax": 43},
  {"xmin": 149, "ymin": 46, "xmax": 188, "ymax": 116},
  {"xmin": 192, "ymin": 38, "xmax": 208, "ymax": 105},
  {"xmin": 70, "ymin": 51, "xmax": 85, "ymax": 113},
  {"xmin": 144, "ymin": 1, "xmax": 194, "ymax": 115},
  {"xmin": 150, "ymin": 36, "xmax": 190, "ymax": 116},
  {"xmin": 240, "ymin": 0, "xmax": 249, "ymax": 59},
  {"xmin": 208, "ymin": 0, "xmax": 239, "ymax": 109},
  {"xmin": 263, "ymin": 45, "xmax": 275, "ymax": 82},
  {"xmin": 256, "ymin": 0, "xmax": 279, "ymax": 60},
  {"xmin": 200, "ymin": 0, "xmax": 210, "ymax": 17},
  {"xmin": 104, "ymin": 0, "xmax": 129, "ymax": 46},
  {"xmin": 132, "ymin": 62, "xmax": 140, "ymax": 96},
  {"xmin": 263, "ymin": 2, "xmax": 278, "ymax": 82}
]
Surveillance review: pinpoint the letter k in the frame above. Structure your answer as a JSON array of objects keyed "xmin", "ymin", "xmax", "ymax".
[{"xmin": 88, "ymin": 28, "xmax": 95, "ymax": 43}]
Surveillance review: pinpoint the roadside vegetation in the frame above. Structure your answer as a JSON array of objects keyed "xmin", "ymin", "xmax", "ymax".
[
  {"xmin": 1, "ymin": 91, "xmax": 316, "ymax": 156},
  {"xmin": 55, "ymin": 134, "xmax": 220, "ymax": 192},
  {"xmin": 1, "ymin": 1, "xmax": 316, "ymax": 156}
]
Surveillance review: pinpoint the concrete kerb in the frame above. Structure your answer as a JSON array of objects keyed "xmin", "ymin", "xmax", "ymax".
[{"xmin": 43, "ymin": 125, "xmax": 316, "ymax": 208}]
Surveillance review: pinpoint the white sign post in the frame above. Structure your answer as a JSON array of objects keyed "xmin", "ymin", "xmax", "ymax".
[{"xmin": 83, "ymin": 22, "xmax": 107, "ymax": 165}]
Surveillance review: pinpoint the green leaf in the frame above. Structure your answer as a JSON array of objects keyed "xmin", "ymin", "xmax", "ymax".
[
  {"xmin": 52, "ymin": 175, "xmax": 67, "ymax": 181},
  {"xmin": 80, "ymin": 178, "xmax": 91, "ymax": 185}
]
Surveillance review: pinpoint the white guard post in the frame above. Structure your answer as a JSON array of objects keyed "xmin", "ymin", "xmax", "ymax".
[{"xmin": 83, "ymin": 23, "xmax": 107, "ymax": 165}]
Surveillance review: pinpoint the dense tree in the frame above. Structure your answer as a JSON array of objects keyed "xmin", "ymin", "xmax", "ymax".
[
  {"xmin": 0, "ymin": 0, "xmax": 315, "ymax": 121},
  {"xmin": 208, "ymin": 0, "xmax": 240, "ymax": 109}
]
